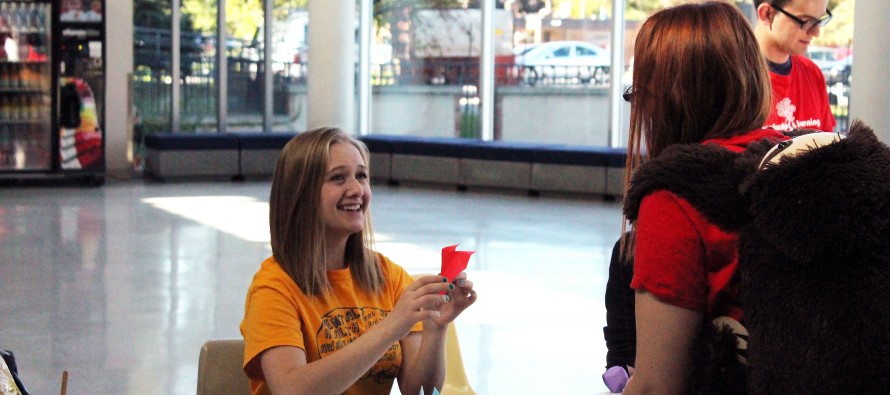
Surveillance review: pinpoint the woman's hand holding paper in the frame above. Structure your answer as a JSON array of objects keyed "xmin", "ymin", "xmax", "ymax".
[{"xmin": 430, "ymin": 271, "xmax": 477, "ymax": 328}]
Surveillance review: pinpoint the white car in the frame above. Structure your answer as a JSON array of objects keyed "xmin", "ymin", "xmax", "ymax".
[{"xmin": 515, "ymin": 40, "xmax": 610, "ymax": 85}]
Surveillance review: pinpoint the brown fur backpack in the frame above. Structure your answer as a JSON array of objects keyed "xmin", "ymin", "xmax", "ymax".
[
  {"xmin": 739, "ymin": 120, "xmax": 890, "ymax": 394},
  {"xmin": 624, "ymin": 120, "xmax": 890, "ymax": 394}
]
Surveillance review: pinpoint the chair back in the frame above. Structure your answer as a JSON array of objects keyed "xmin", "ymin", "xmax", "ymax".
[
  {"xmin": 196, "ymin": 338, "xmax": 250, "ymax": 395},
  {"xmin": 412, "ymin": 273, "xmax": 477, "ymax": 395},
  {"xmin": 442, "ymin": 322, "xmax": 477, "ymax": 395}
]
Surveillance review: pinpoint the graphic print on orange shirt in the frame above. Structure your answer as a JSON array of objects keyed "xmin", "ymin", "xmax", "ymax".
[{"xmin": 315, "ymin": 307, "xmax": 401, "ymax": 384}]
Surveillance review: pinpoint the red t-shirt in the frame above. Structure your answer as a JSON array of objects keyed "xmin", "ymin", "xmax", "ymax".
[
  {"xmin": 630, "ymin": 129, "xmax": 786, "ymax": 321},
  {"xmin": 764, "ymin": 55, "xmax": 836, "ymax": 133}
]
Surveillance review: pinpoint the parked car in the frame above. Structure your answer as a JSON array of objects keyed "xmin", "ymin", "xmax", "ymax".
[
  {"xmin": 807, "ymin": 46, "xmax": 847, "ymax": 84},
  {"xmin": 515, "ymin": 40, "xmax": 610, "ymax": 85}
]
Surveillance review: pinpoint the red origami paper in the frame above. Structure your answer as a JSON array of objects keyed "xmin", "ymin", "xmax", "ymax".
[{"xmin": 439, "ymin": 244, "xmax": 474, "ymax": 282}]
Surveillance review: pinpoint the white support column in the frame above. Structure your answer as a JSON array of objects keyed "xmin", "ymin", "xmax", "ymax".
[
  {"xmin": 263, "ymin": 0, "xmax": 274, "ymax": 131},
  {"xmin": 358, "ymin": 0, "xmax": 372, "ymax": 135},
  {"xmin": 105, "ymin": 0, "xmax": 133, "ymax": 175},
  {"xmin": 479, "ymin": 0, "xmax": 495, "ymax": 141},
  {"xmin": 307, "ymin": 0, "xmax": 355, "ymax": 131},
  {"xmin": 608, "ymin": 0, "xmax": 625, "ymax": 148},
  {"xmin": 849, "ymin": 0, "xmax": 890, "ymax": 141},
  {"xmin": 217, "ymin": 0, "xmax": 228, "ymax": 134},
  {"xmin": 171, "ymin": 0, "xmax": 181, "ymax": 131}
]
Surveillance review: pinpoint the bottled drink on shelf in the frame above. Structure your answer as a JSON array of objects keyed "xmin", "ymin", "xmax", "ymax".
[
  {"xmin": 20, "ymin": 63, "xmax": 33, "ymax": 88},
  {"xmin": 11, "ymin": 95, "xmax": 22, "ymax": 120},
  {"xmin": 0, "ymin": 95, "xmax": 9, "ymax": 120},
  {"xmin": 22, "ymin": 95, "xmax": 32, "ymax": 120},
  {"xmin": 0, "ymin": 63, "xmax": 7, "ymax": 88},
  {"xmin": 0, "ymin": 125, "xmax": 11, "ymax": 166},
  {"xmin": 7, "ymin": 63, "xmax": 16, "ymax": 88}
]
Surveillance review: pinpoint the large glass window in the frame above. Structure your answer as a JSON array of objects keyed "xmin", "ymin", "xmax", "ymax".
[
  {"xmin": 132, "ymin": 0, "xmax": 856, "ymax": 143},
  {"xmin": 224, "ymin": 0, "xmax": 264, "ymax": 131},
  {"xmin": 274, "ymin": 3, "xmax": 308, "ymax": 132},
  {"xmin": 369, "ymin": 1, "xmax": 486, "ymax": 139},
  {"xmin": 271, "ymin": 5, "xmax": 308, "ymax": 131},
  {"xmin": 181, "ymin": 0, "xmax": 218, "ymax": 132},
  {"xmin": 133, "ymin": 0, "xmax": 173, "ymax": 135},
  {"xmin": 497, "ymin": 0, "xmax": 626, "ymax": 145}
]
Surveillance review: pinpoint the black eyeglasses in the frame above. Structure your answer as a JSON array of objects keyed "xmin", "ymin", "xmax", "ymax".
[
  {"xmin": 623, "ymin": 86, "xmax": 632, "ymax": 102},
  {"xmin": 771, "ymin": 4, "xmax": 832, "ymax": 32}
]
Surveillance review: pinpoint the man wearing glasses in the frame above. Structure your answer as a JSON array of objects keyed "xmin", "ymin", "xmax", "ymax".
[{"xmin": 753, "ymin": 0, "xmax": 836, "ymax": 133}]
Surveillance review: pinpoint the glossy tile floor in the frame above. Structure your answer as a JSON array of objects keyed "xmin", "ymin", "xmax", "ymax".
[{"xmin": 0, "ymin": 179, "xmax": 623, "ymax": 395}]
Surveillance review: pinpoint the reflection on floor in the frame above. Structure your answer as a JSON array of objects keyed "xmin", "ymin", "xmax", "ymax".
[{"xmin": 0, "ymin": 180, "xmax": 622, "ymax": 394}]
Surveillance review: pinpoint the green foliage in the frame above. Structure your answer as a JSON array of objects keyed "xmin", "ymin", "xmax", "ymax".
[
  {"xmin": 815, "ymin": 0, "xmax": 854, "ymax": 47},
  {"xmin": 549, "ymin": 0, "xmax": 704, "ymax": 21},
  {"xmin": 177, "ymin": 0, "xmax": 308, "ymax": 38},
  {"xmin": 134, "ymin": 0, "xmax": 170, "ymax": 28},
  {"xmin": 549, "ymin": 0, "xmax": 854, "ymax": 48},
  {"xmin": 624, "ymin": 0, "xmax": 683, "ymax": 20},
  {"xmin": 134, "ymin": 0, "xmax": 204, "ymax": 32},
  {"xmin": 459, "ymin": 104, "xmax": 479, "ymax": 139},
  {"xmin": 181, "ymin": 0, "xmax": 216, "ymax": 33},
  {"xmin": 141, "ymin": 0, "xmax": 855, "ymax": 50},
  {"xmin": 550, "ymin": 0, "xmax": 614, "ymax": 19},
  {"xmin": 374, "ymin": 0, "xmax": 465, "ymax": 25}
]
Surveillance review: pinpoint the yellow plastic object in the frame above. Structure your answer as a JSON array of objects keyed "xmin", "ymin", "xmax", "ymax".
[
  {"xmin": 441, "ymin": 322, "xmax": 477, "ymax": 395},
  {"xmin": 196, "ymin": 339, "xmax": 251, "ymax": 395},
  {"xmin": 412, "ymin": 273, "xmax": 476, "ymax": 395}
]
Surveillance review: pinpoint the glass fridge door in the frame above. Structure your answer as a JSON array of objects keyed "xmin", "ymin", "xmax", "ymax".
[{"xmin": 0, "ymin": 1, "xmax": 51, "ymax": 171}]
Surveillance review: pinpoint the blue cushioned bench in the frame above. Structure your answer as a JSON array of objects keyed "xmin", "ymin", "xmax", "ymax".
[
  {"xmin": 398, "ymin": 138, "xmax": 465, "ymax": 187},
  {"xmin": 143, "ymin": 132, "xmax": 627, "ymax": 198},
  {"xmin": 145, "ymin": 133, "xmax": 240, "ymax": 180},
  {"xmin": 458, "ymin": 140, "xmax": 539, "ymax": 190},
  {"xmin": 604, "ymin": 148, "xmax": 628, "ymax": 197},
  {"xmin": 360, "ymin": 135, "xmax": 466, "ymax": 185},
  {"xmin": 530, "ymin": 145, "xmax": 611, "ymax": 195},
  {"xmin": 359, "ymin": 134, "xmax": 627, "ymax": 197},
  {"xmin": 234, "ymin": 132, "xmax": 297, "ymax": 178},
  {"xmin": 355, "ymin": 135, "xmax": 401, "ymax": 183}
]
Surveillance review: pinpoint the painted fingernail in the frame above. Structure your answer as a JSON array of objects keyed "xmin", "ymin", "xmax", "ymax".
[
  {"xmin": 444, "ymin": 295, "xmax": 451, "ymax": 302},
  {"xmin": 442, "ymin": 277, "xmax": 448, "ymax": 282},
  {"xmin": 458, "ymin": 280, "xmax": 466, "ymax": 286},
  {"xmin": 449, "ymin": 283, "xmax": 455, "ymax": 290}
]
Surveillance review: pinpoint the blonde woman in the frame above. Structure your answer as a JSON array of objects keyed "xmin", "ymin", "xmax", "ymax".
[{"xmin": 241, "ymin": 128, "xmax": 477, "ymax": 395}]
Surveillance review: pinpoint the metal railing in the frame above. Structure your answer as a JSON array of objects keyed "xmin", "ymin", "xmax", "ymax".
[
  {"xmin": 133, "ymin": 59, "xmax": 292, "ymax": 131},
  {"xmin": 133, "ymin": 55, "xmax": 851, "ymax": 133},
  {"xmin": 370, "ymin": 60, "xmax": 610, "ymax": 87}
]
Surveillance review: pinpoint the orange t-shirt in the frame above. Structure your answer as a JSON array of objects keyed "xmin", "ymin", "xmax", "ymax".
[{"xmin": 240, "ymin": 253, "xmax": 421, "ymax": 395}]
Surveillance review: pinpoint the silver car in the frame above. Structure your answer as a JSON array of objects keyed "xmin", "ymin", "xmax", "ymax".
[{"xmin": 515, "ymin": 40, "xmax": 610, "ymax": 85}]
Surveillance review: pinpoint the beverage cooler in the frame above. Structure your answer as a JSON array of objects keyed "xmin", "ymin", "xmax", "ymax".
[{"xmin": 0, "ymin": 0, "xmax": 105, "ymax": 184}]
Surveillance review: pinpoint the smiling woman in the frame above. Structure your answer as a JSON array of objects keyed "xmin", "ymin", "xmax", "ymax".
[
  {"xmin": 320, "ymin": 142, "xmax": 372, "ymax": 249},
  {"xmin": 240, "ymin": 127, "xmax": 478, "ymax": 395}
]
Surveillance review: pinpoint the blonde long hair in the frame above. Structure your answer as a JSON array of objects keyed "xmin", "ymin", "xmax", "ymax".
[{"xmin": 269, "ymin": 127, "xmax": 383, "ymax": 295}]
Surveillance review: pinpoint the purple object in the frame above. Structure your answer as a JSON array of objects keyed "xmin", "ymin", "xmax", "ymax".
[{"xmin": 602, "ymin": 366, "xmax": 629, "ymax": 393}]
